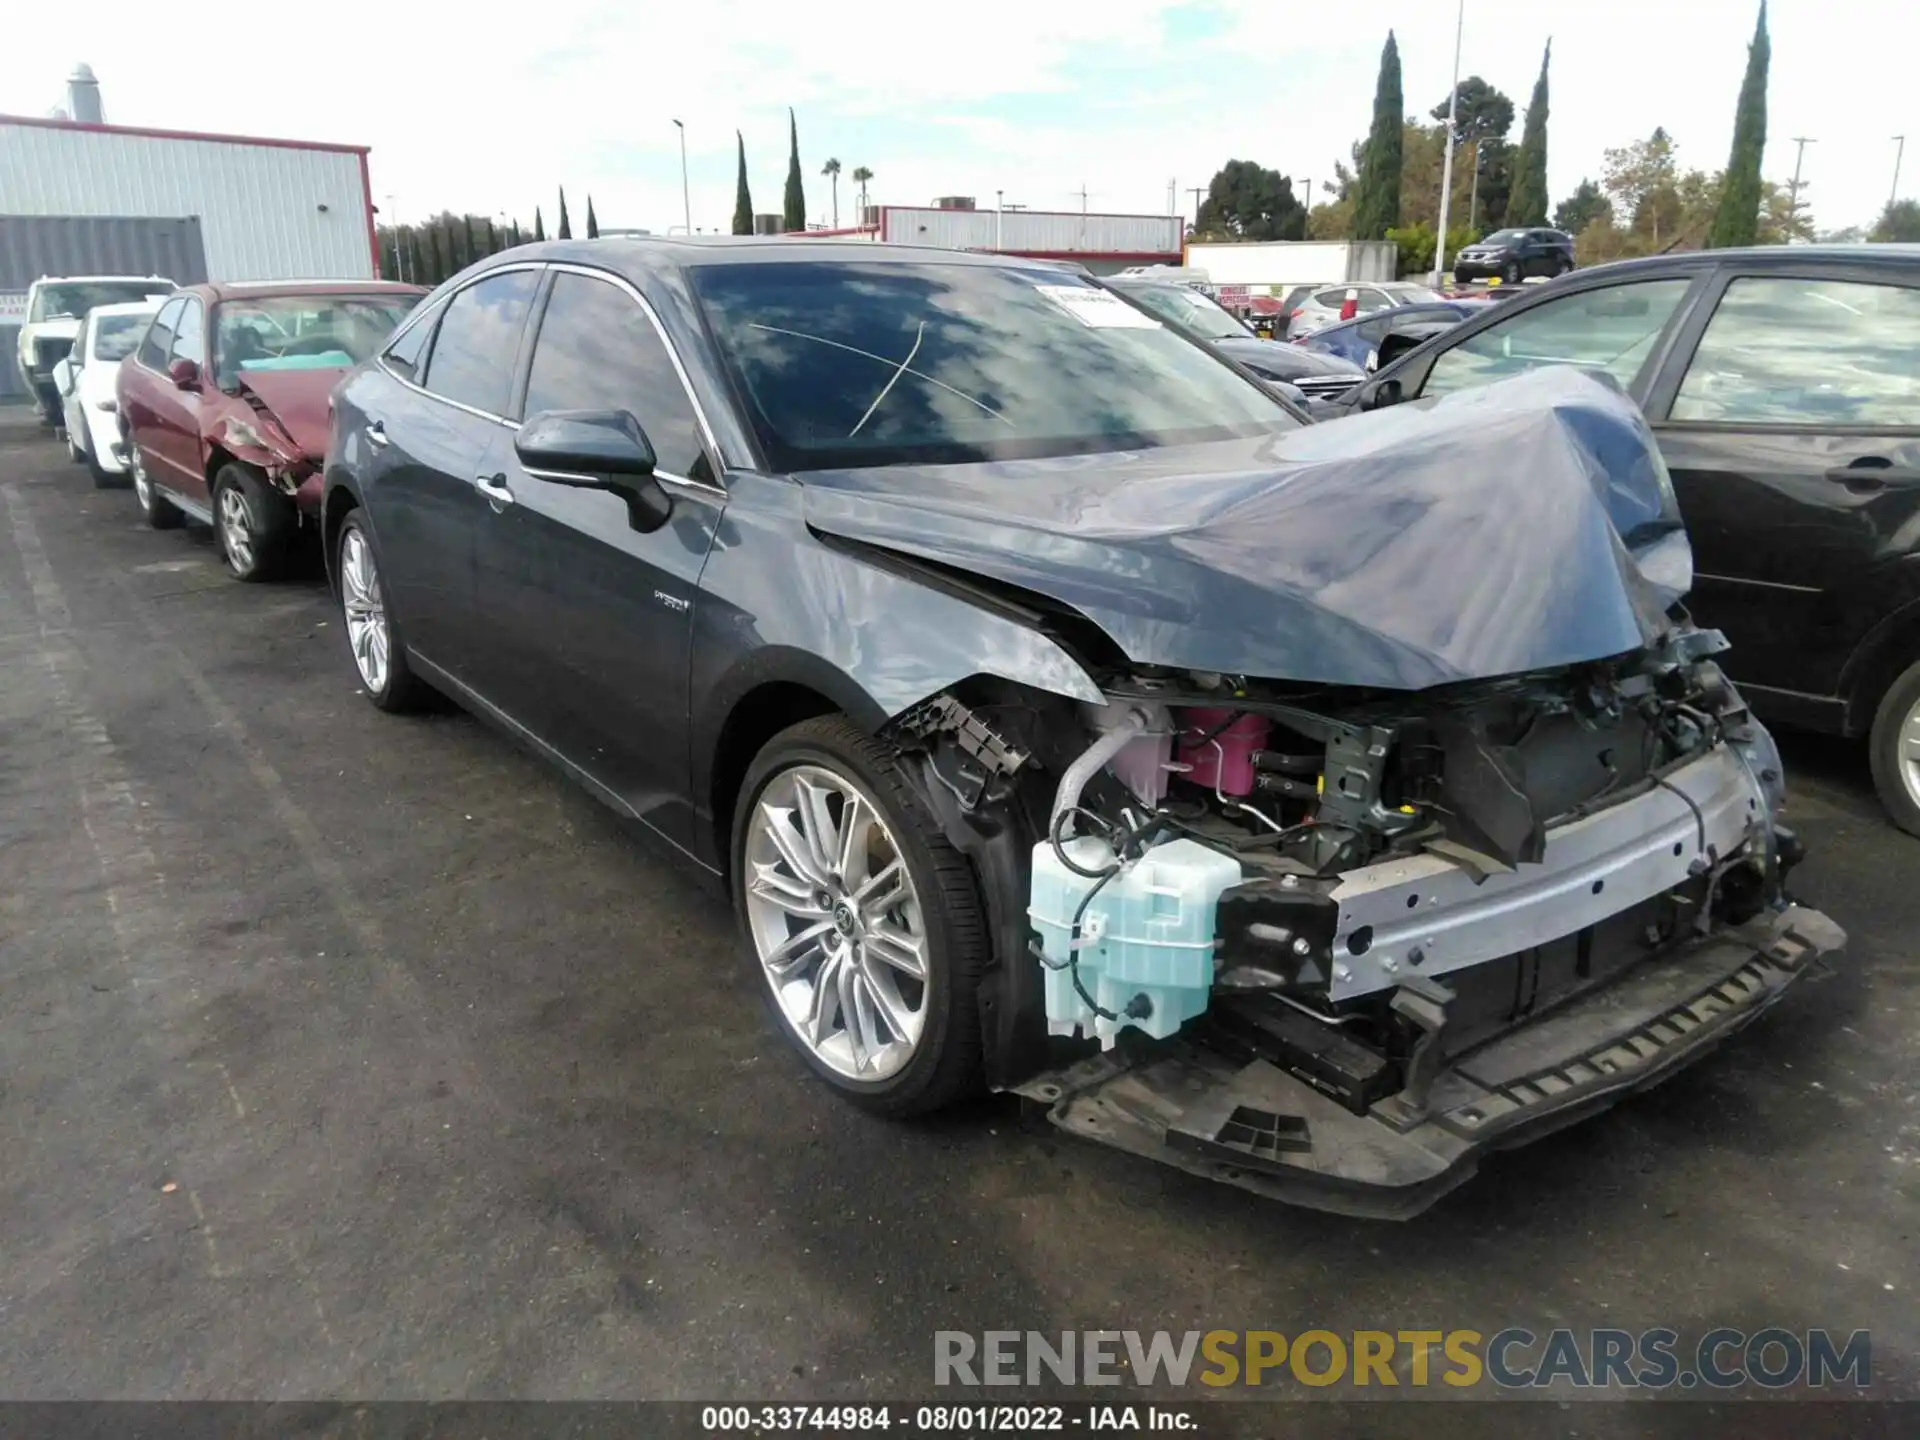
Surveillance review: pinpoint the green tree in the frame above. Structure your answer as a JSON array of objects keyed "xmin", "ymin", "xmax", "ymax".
[
  {"xmin": 534, "ymin": 207, "xmax": 546, "ymax": 242},
  {"xmin": 822, "ymin": 157, "xmax": 842, "ymax": 227},
  {"xmin": 1709, "ymin": 2, "xmax": 1770, "ymax": 248},
  {"xmin": 851, "ymin": 165, "xmax": 874, "ymax": 218},
  {"xmin": 1554, "ymin": 178, "xmax": 1610, "ymax": 234},
  {"xmin": 1353, "ymin": 32, "xmax": 1403, "ymax": 239},
  {"xmin": 557, "ymin": 188, "xmax": 572, "ymax": 240},
  {"xmin": 1194, "ymin": 160, "xmax": 1305, "ymax": 240},
  {"xmin": 462, "ymin": 215, "xmax": 478, "ymax": 268},
  {"xmin": 1506, "ymin": 42, "xmax": 1552, "ymax": 226},
  {"xmin": 1872, "ymin": 199, "xmax": 1920, "ymax": 242},
  {"xmin": 733, "ymin": 132, "xmax": 755, "ymax": 235},
  {"xmin": 509, "ymin": 218, "xmax": 523, "ymax": 247},
  {"xmin": 484, "ymin": 218, "xmax": 499, "ymax": 254},
  {"xmin": 586, "ymin": 196, "xmax": 599, "ymax": 239},
  {"xmin": 783, "ymin": 109, "xmax": 807, "ymax": 232},
  {"xmin": 1434, "ymin": 76, "xmax": 1516, "ymax": 231},
  {"xmin": 1604, "ymin": 128, "xmax": 1680, "ymax": 247}
]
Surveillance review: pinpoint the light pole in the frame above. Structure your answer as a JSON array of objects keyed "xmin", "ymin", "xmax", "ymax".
[
  {"xmin": 671, "ymin": 119, "xmax": 692, "ymax": 236},
  {"xmin": 1894, "ymin": 136, "xmax": 1907, "ymax": 208},
  {"xmin": 1788, "ymin": 136, "xmax": 1817, "ymax": 237},
  {"xmin": 383, "ymin": 194, "xmax": 405, "ymax": 281},
  {"xmin": 996, "ymin": 189, "xmax": 1003, "ymax": 250},
  {"xmin": 1432, "ymin": 0, "xmax": 1465, "ymax": 288}
]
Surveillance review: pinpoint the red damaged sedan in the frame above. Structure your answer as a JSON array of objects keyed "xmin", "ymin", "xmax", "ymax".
[{"xmin": 117, "ymin": 280, "xmax": 425, "ymax": 580}]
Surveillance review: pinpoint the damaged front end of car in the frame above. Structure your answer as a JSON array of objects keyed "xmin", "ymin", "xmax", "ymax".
[{"xmin": 835, "ymin": 368, "xmax": 1844, "ymax": 1218}]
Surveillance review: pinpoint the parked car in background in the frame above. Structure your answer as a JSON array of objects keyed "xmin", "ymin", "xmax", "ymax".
[
  {"xmin": 1295, "ymin": 298, "xmax": 1492, "ymax": 370},
  {"xmin": 1283, "ymin": 281, "xmax": 1446, "ymax": 339},
  {"xmin": 320, "ymin": 239, "xmax": 1838, "ymax": 1218},
  {"xmin": 117, "ymin": 280, "xmax": 425, "ymax": 580},
  {"xmin": 1451, "ymin": 228, "xmax": 1575, "ymax": 284},
  {"xmin": 1106, "ymin": 278, "xmax": 1366, "ymax": 401},
  {"xmin": 1333, "ymin": 245, "xmax": 1920, "ymax": 835},
  {"xmin": 51, "ymin": 300, "xmax": 161, "ymax": 485},
  {"xmin": 15, "ymin": 275, "xmax": 173, "ymax": 424}
]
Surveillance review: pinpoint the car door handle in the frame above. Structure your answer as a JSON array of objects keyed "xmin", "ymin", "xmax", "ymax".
[
  {"xmin": 1825, "ymin": 458, "xmax": 1920, "ymax": 492},
  {"xmin": 475, "ymin": 472, "xmax": 515, "ymax": 507},
  {"xmin": 364, "ymin": 420, "xmax": 389, "ymax": 448}
]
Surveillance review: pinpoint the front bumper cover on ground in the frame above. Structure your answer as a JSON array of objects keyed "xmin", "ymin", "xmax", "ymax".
[{"xmin": 1016, "ymin": 904, "xmax": 1843, "ymax": 1220}]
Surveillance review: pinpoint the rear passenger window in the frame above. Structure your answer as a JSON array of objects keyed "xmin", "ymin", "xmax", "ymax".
[
  {"xmin": 1671, "ymin": 277, "xmax": 1920, "ymax": 427},
  {"xmin": 138, "ymin": 298, "xmax": 185, "ymax": 369},
  {"xmin": 382, "ymin": 300, "xmax": 442, "ymax": 383},
  {"xmin": 523, "ymin": 272, "xmax": 707, "ymax": 478},
  {"xmin": 1422, "ymin": 278, "xmax": 1693, "ymax": 399},
  {"xmin": 421, "ymin": 270, "xmax": 539, "ymax": 417}
]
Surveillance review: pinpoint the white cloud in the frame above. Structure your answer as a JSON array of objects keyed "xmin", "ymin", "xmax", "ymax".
[{"xmin": 3, "ymin": 0, "xmax": 1910, "ymax": 239}]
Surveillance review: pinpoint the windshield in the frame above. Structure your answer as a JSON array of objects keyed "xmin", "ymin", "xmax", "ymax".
[
  {"xmin": 1111, "ymin": 284, "xmax": 1252, "ymax": 341},
  {"xmin": 690, "ymin": 261, "xmax": 1299, "ymax": 471},
  {"xmin": 30, "ymin": 281, "xmax": 167, "ymax": 322},
  {"xmin": 1385, "ymin": 284, "xmax": 1444, "ymax": 303},
  {"xmin": 212, "ymin": 295, "xmax": 418, "ymax": 389},
  {"xmin": 1480, "ymin": 230, "xmax": 1526, "ymax": 246},
  {"xmin": 92, "ymin": 313, "xmax": 154, "ymax": 361}
]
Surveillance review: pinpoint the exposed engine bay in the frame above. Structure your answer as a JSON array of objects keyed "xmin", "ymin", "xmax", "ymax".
[{"xmin": 885, "ymin": 624, "xmax": 1843, "ymax": 1217}]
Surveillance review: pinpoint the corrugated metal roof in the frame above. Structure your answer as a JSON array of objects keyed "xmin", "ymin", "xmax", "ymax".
[{"xmin": 0, "ymin": 121, "xmax": 373, "ymax": 280}]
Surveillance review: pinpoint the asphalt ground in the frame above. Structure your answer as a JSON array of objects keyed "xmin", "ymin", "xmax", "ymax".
[{"xmin": 0, "ymin": 406, "xmax": 1913, "ymax": 1432}]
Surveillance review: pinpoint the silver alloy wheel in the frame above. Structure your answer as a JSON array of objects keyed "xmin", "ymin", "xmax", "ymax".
[
  {"xmin": 131, "ymin": 449, "xmax": 153, "ymax": 510},
  {"xmin": 339, "ymin": 527, "xmax": 391, "ymax": 695},
  {"xmin": 219, "ymin": 484, "xmax": 255, "ymax": 574},
  {"xmin": 1902, "ymin": 692, "xmax": 1920, "ymax": 813},
  {"xmin": 743, "ymin": 764, "xmax": 931, "ymax": 1081}
]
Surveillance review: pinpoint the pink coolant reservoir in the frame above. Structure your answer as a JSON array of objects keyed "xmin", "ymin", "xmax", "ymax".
[{"xmin": 1175, "ymin": 708, "xmax": 1271, "ymax": 797}]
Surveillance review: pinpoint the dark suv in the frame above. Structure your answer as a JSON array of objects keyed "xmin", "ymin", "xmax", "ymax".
[
  {"xmin": 1452, "ymin": 228, "xmax": 1575, "ymax": 284},
  {"xmin": 1338, "ymin": 245, "xmax": 1920, "ymax": 834}
]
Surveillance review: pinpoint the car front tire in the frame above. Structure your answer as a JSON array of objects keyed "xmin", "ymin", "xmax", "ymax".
[
  {"xmin": 731, "ymin": 714, "xmax": 988, "ymax": 1117},
  {"xmin": 336, "ymin": 510, "xmax": 432, "ymax": 713},
  {"xmin": 213, "ymin": 463, "xmax": 295, "ymax": 582},
  {"xmin": 1502, "ymin": 260, "xmax": 1521, "ymax": 284},
  {"xmin": 1868, "ymin": 658, "xmax": 1920, "ymax": 839}
]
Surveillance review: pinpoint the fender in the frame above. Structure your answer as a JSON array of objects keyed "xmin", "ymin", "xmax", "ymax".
[{"xmin": 1839, "ymin": 578, "xmax": 1920, "ymax": 734}]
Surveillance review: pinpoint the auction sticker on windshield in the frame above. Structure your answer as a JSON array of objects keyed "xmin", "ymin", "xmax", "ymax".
[{"xmin": 1036, "ymin": 285, "xmax": 1162, "ymax": 329}]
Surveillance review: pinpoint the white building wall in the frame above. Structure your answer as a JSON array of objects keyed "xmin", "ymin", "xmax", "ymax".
[
  {"xmin": 880, "ymin": 207, "xmax": 1181, "ymax": 255},
  {"xmin": 0, "ymin": 122, "xmax": 373, "ymax": 280}
]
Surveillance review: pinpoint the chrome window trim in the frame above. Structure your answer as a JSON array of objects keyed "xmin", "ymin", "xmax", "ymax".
[{"xmin": 375, "ymin": 262, "xmax": 545, "ymax": 427}]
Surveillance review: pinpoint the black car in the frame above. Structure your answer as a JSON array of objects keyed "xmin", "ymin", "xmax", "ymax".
[
  {"xmin": 1336, "ymin": 244, "xmax": 1920, "ymax": 835},
  {"xmin": 321, "ymin": 239, "xmax": 1838, "ymax": 1217},
  {"xmin": 1104, "ymin": 278, "xmax": 1367, "ymax": 402},
  {"xmin": 1452, "ymin": 228, "xmax": 1575, "ymax": 284}
]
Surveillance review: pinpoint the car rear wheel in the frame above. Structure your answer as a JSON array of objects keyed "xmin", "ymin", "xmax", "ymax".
[
  {"xmin": 732, "ymin": 715, "xmax": 987, "ymax": 1116},
  {"xmin": 213, "ymin": 464, "xmax": 295, "ymax": 582},
  {"xmin": 1502, "ymin": 260, "xmax": 1521, "ymax": 284},
  {"xmin": 129, "ymin": 445, "xmax": 183, "ymax": 529},
  {"xmin": 1868, "ymin": 658, "xmax": 1920, "ymax": 839},
  {"xmin": 336, "ymin": 511, "xmax": 432, "ymax": 713}
]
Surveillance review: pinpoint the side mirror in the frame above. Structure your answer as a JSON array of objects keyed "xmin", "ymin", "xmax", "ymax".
[
  {"xmin": 168, "ymin": 357, "xmax": 200, "ymax": 391},
  {"xmin": 1261, "ymin": 379, "xmax": 1307, "ymax": 409},
  {"xmin": 1376, "ymin": 330, "xmax": 1426, "ymax": 370},
  {"xmin": 515, "ymin": 409, "xmax": 672, "ymax": 533},
  {"xmin": 1363, "ymin": 378, "xmax": 1405, "ymax": 412},
  {"xmin": 53, "ymin": 358, "xmax": 78, "ymax": 395}
]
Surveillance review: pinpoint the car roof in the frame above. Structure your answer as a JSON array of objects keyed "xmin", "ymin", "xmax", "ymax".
[
  {"xmin": 1572, "ymin": 243, "xmax": 1920, "ymax": 281},
  {"xmin": 467, "ymin": 235, "xmax": 1108, "ymax": 280},
  {"xmin": 179, "ymin": 279, "xmax": 428, "ymax": 303},
  {"xmin": 32, "ymin": 274, "xmax": 170, "ymax": 285}
]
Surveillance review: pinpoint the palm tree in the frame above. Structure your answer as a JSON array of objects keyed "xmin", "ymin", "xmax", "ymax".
[
  {"xmin": 822, "ymin": 157, "xmax": 842, "ymax": 227},
  {"xmin": 850, "ymin": 165, "xmax": 874, "ymax": 221}
]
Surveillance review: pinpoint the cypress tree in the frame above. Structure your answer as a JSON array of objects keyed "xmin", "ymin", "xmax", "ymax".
[
  {"xmin": 462, "ymin": 215, "xmax": 478, "ymax": 267},
  {"xmin": 1507, "ymin": 42, "xmax": 1552, "ymax": 226},
  {"xmin": 510, "ymin": 218, "xmax": 523, "ymax": 247},
  {"xmin": 586, "ymin": 196, "xmax": 599, "ymax": 239},
  {"xmin": 557, "ymin": 188, "xmax": 572, "ymax": 240},
  {"xmin": 534, "ymin": 207, "xmax": 546, "ymax": 242},
  {"xmin": 484, "ymin": 218, "xmax": 499, "ymax": 254},
  {"xmin": 733, "ymin": 132, "xmax": 755, "ymax": 235},
  {"xmin": 1709, "ymin": 2, "xmax": 1769, "ymax": 248},
  {"xmin": 1353, "ymin": 32, "xmax": 1403, "ymax": 240},
  {"xmin": 783, "ymin": 110, "xmax": 807, "ymax": 232},
  {"xmin": 427, "ymin": 226, "xmax": 446, "ymax": 284}
]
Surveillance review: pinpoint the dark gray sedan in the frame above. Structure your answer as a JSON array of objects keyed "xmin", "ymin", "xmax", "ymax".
[{"xmin": 321, "ymin": 239, "xmax": 1839, "ymax": 1217}]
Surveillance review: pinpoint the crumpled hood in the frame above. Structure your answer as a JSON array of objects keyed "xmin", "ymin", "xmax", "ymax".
[
  {"xmin": 1211, "ymin": 336, "xmax": 1365, "ymax": 381},
  {"xmin": 798, "ymin": 366, "xmax": 1692, "ymax": 691},
  {"xmin": 234, "ymin": 369, "xmax": 343, "ymax": 459}
]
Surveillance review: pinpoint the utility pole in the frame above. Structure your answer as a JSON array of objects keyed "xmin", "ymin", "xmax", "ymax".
[
  {"xmin": 996, "ymin": 189, "xmax": 1003, "ymax": 251},
  {"xmin": 1432, "ymin": 0, "xmax": 1465, "ymax": 287},
  {"xmin": 1467, "ymin": 141, "xmax": 1482, "ymax": 235},
  {"xmin": 1788, "ymin": 137, "xmax": 1817, "ymax": 237},
  {"xmin": 1894, "ymin": 136, "xmax": 1907, "ymax": 208},
  {"xmin": 1187, "ymin": 186, "xmax": 1205, "ymax": 233},
  {"xmin": 671, "ymin": 119, "xmax": 692, "ymax": 236}
]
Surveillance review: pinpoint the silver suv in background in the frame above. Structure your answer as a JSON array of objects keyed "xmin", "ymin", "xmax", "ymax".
[{"xmin": 1284, "ymin": 280, "xmax": 1445, "ymax": 339}]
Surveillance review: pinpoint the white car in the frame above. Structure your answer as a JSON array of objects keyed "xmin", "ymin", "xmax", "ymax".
[
  {"xmin": 51, "ymin": 301, "xmax": 160, "ymax": 484},
  {"xmin": 16, "ymin": 275, "xmax": 173, "ymax": 425},
  {"xmin": 1282, "ymin": 280, "xmax": 1446, "ymax": 339}
]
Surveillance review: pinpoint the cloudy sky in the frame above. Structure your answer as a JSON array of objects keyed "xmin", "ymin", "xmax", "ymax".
[{"xmin": 4, "ymin": 1, "xmax": 1910, "ymax": 237}]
